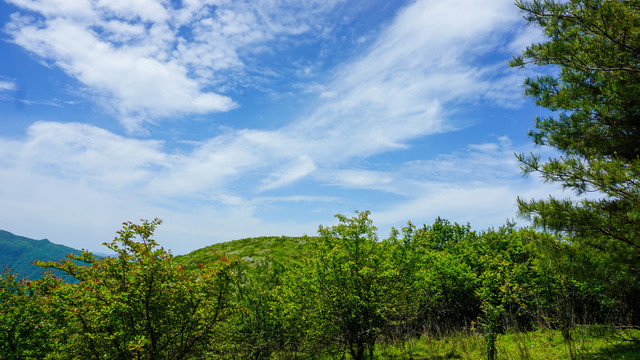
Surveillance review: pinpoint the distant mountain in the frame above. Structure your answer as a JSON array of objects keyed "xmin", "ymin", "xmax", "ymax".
[
  {"xmin": 175, "ymin": 235, "xmax": 318, "ymax": 271},
  {"xmin": 1, "ymin": 231, "xmax": 315, "ymax": 279},
  {"xmin": 0, "ymin": 229, "xmax": 82, "ymax": 280}
]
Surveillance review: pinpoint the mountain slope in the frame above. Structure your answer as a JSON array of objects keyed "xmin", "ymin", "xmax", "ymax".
[
  {"xmin": 175, "ymin": 235, "xmax": 318, "ymax": 270},
  {"xmin": 0, "ymin": 230, "xmax": 82, "ymax": 279}
]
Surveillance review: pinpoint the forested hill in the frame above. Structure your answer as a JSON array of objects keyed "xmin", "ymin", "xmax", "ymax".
[{"xmin": 0, "ymin": 229, "xmax": 82, "ymax": 279}]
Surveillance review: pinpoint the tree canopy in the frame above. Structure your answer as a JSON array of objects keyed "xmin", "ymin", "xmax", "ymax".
[
  {"xmin": 511, "ymin": 0, "xmax": 640, "ymax": 257},
  {"xmin": 11, "ymin": 219, "xmax": 237, "ymax": 359},
  {"xmin": 511, "ymin": 0, "xmax": 640, "ymax": 323}
]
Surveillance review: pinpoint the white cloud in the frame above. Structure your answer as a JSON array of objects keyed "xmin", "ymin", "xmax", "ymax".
[
  {"xmin": 95, "ymin": 0, "xmax": 170, "ymax": 23},
  {"xmin": 318, "ymin": 169, "xmax": 395, "ymax": 191},
  {"xmin": 373, "ymin": 185, "xmax": 520, "ymax": 229},
  {"xmin": 371, "ymin": 179, "xmax": 569, "ymax": 234},
  {"xmin": 0, "ymin": 121, "xmax": 319, "ymax": 253},
  {"xmin": 0, "ymin": 163, "xmax": 320, "ymax": 254},
  {"xmin": 5, "ymin": 0, "xmax": 95, "ymax": 18},
  {"xmin": 371, "ymin": 140, "xmax": 567, "ymax": 231},
  {"xmin": 4, "ymin": 0, "xmax": 344, "ymax": 132},
  {"xmin": 0, "ymin": 124, "xmax": 555, "ymax": 253},
  {"xmin": 0, "ymin": 80, "xmax": 16, "ymax": 92},
  {"xmin": 402, "ymin": 137, "xmax": 521, "ymax": 185},
  {"xmin": 3, "ymin": 0, "xmax": 527, "ymax": 135},
  {"xmin": 507, "ymin": 23, "xmax": 548, "ymax": 55},
  {"xmin": 0, "ymin": 0, "xmax": 551, "ymax": 253},
  {"xmin": 260, "ymin": 155, "xmax": 317, "ymax": 191},
  {"xmin": 281, "ymin": 0, "xmax": 526, "ymax": 166},
  {"xmin": 6, "ymin": 15, "xmax": 236, "ymax": 133}
]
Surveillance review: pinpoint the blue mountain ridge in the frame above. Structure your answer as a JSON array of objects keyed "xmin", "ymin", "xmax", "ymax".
[{"xmin": 0, "ymin": 229, "xmax": 83, "ymax": 280}]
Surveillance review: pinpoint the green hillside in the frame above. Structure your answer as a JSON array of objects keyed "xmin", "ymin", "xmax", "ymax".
[
  {"xmin": 0, "ymin": 229, "xmax": 82, "ymax": 279},
  {"xmin": 175, "ymin": 235, "xmax": 318, "ymax": 270}
]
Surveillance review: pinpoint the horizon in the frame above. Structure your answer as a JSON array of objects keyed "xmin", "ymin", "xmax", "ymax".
[{"xmin": 0, "ymin": 0, "xmax": 567, "ymax": 255}]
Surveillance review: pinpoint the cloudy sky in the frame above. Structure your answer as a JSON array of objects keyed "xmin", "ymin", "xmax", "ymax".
[{"xmin": 0, "ymin": 0, "xmax": 562, "ymax": 254}]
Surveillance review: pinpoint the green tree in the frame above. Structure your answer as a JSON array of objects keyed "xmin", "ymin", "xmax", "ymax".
[
  {"xmin": 511, "ymin": 0, "xmax": 640, "ymax": 322},
  {"xmin": 278, "ymin": 211, "xmax": 401, "ymax": 360},
  {"xmin": 228, "ymin": 258, "xmax": 289, "ymax": 359},
  {"xmin": 36, "ymin": 219, "xmax": 237, "ymax": 359},
  {"xmin": 473, "ymin": 227, "xmax": 535, "ymax": 360},
  {"xmin": 0, "ymin": 269, "xmax": 65, "ymax": 359},
  {"xmin": 386, "ymin": 219, "xmax": 479, "ymax": 336}
]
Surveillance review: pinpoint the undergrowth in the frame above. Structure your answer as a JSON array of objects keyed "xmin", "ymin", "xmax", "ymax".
[{"xmin": 273, "ymin": 327, "xmax": 640, "ymax": 359}]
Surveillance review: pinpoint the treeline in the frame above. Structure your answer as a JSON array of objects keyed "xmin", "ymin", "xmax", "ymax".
[
  {"xmin": 4, "ymin": 0, "xmax": 640, "ymax": 357},
  {"xmin": 1, "ymin": 214, "xmax": 638, "ymax": 359}
]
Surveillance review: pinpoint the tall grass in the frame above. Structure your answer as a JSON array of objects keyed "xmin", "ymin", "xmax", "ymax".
[{"xmin": 372, "ymin": 327, "xmax": 640, "ymax": 360}]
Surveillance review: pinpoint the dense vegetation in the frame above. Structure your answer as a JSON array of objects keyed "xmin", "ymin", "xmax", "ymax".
[
  {"xmin": 2, "ymin": 0, "xmax": 640, "ymax": 358},
  {"xmin": 510, "ymin": 0, "xmax": 640, "ymax": 326},
  {"xmin": 1, "ymin": 214, "xmax": 639, "ymax": 359}
]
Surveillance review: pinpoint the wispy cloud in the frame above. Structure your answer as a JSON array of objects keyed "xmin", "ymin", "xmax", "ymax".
[
  {"xmin": 0, "ymin": 128, "xmax": 559, "ymax": 252},
  {"xmin": 402, "ymin": 136, "xmax": 521, "ymax": 185},
  {"xmin": 0, "ymin": 121, "xmax": 166, "ymax": 189},
  {"xmin": 0, "ymin": 80, "xmax": 16, "ymax": 92},
  {"xmin": 0, "ymin": 0, "xmax": 552, "ymax": 253},
  {"xmin": 255, "ymin": 0, "xmax": 530, "ymax": 184},
  {"xmin": 371, "ymin": 139, "xmax": 565, "ymax": 231},
  {"xmin": 4, "ymin": 0, "xmax": 344, "ymax": 133}
]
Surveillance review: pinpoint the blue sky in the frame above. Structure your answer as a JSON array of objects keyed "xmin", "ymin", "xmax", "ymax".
[{"xmin": 0, "ymin": 0, "xmax": 563, "ymax": 254}]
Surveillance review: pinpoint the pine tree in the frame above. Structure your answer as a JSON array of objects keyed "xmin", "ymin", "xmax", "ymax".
[{"xmin": 511, "ymin": 0, "xmax": 640, "ymax": 322}]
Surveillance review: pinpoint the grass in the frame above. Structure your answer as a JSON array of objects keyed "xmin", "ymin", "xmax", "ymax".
[
  {"xmin": 173, "ymin": 235, "xmax": 640, "ymax": 360},
  {"xmin": 373, "ymin": 327, "xmax": 640, "ymax": 360},
  {"xmin": 174, "ymin": 235, "xmax": 318, "ymax": 270},
  {"xmin": 267, "ymin": 327, "xmax": 640, "ymax": 359}
]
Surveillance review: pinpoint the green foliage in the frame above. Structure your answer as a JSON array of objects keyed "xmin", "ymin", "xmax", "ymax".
[
  {"xmin": 276, "ymin": 211, "xmax": 404, "ymax": 360},
  {"xmin": 271, "ymin": 214, "xmax": 560, "ymax": 360},
  {"xmin": 227, "ymin": 258, "xmax": 290, "ymax": 359},
  {"xmin": 388, "ymin": 220, "xmax": 558, "ymax": 360},
  {"xmin": 0, "ymin": 269, "xmax": 65, "ymax": 359},
  {"xmin": 1, "ymin": 219, "xmax": 238, "ymax": 360},
  {"xmin": 375, "ymin": 327, "xmax": 640, "ymax": 360},
  {"xmin": 474, "ymin": 231, "xmax": 527, "ymax": 360},
  {"xmin": 0, "ymin": 213, "xmax": 633, "ymax": 359},
  {"xmin": 532, "ymin": 231, "xmax": 640, "ymax": 327},
  {"xmin": 385, "ymin": 220, "xmax": 479, "ymax": 335},
  {"xmin": 175, "ymin": 235, "xmax": 319, "ymax": 359},
  {"xmin": 511, "ymin": 0, "xmax": 640, "ymax": 326}
]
